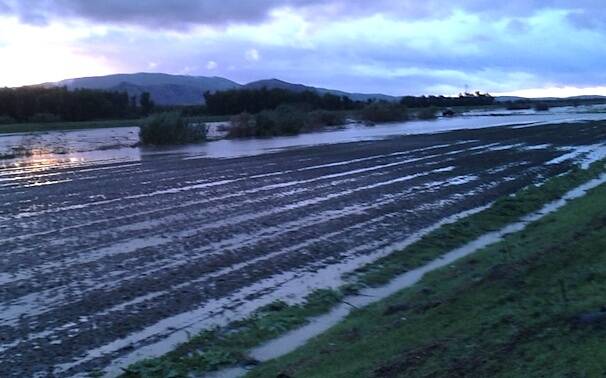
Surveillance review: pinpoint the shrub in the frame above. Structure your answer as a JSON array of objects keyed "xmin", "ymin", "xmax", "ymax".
[
  {"xmin": 228, "ymin": 112, "xmax": 256, "ymax": 138},
  {"xmin": 271, "ymin": 105, "xmax": 306, "ymax": 135},
  {"xmin": 254, "ymin": 111, "xmax": 280, "ymax": 137},
  {"xmin": 227, "ymin": 108, "xmax": 346, "ymax": 139},
  {"xmin": 360, "ymin": 102, "xmax": 408, "ymax": 123},
  {"xmin": 139, "ymin": 112, "xmax": 206, "ymax": 145},
  {"xmin": 306, "ymin": 110, "xmax": 346, "ymax": 129},
  {"xmin": 416, "ymin": 106, "xmax": 439, "ymax": 120}
]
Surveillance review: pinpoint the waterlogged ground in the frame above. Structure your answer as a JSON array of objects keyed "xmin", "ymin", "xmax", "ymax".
[{"xmin": 2, "ymin": 112, "xmax": 606, "ymax": 376}]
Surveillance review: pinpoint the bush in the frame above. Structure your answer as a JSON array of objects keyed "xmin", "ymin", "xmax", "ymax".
[
  {"xmin": 271, "ymin": 105, "xmax": 306, "ymax": 135},
  {"xmin": 416, "ymin": 106, "xmax": 439, "ymax": 120},
  {"xmin": 228, "ymin": 106, "xmax": 305, "ymax": 138},
  {"xmin": 227, "ymin": 107, "xmax": 347, "ymax": 139},
  {"xmin": 360, "ymin": 102, "xmax": 408, "ymax": 123},
  {"xmin": 139, "ymin": 112, "xmax": 206, "ymax": 145},
  {"xmin": 228, "ymin": 112, "xmax": 256, "ymax": 138},
  {"xmin": 306, "ymin": 110, "xmax": 346, "ymax": 129}
]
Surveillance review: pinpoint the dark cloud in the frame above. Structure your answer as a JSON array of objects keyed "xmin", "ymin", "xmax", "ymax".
[
  {"xmin": 2, "ymin": 0, "xmax": 605, "ymax": 30},
  {"xmin": 1, "ymin": 0, "xmax": 328, "ymax": 29}
]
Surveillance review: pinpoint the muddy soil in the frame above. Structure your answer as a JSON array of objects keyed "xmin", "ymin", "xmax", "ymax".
[{"xmin": 1, "ymin": 121, "xmax": 606, "ymax": 376}]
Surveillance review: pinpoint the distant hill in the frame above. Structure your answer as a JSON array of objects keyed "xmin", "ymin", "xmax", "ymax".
[
  {"xmin": 244, "ymin": 78, "xmax": 398, "ymax": 102},
  {"xmin": 43, "ymin": 73, "xmax": 606, "ymax": 106},
  {"xmin": 43, "ymin": 73, "xmax": 398, "ymax": 106},
  {"xmin": 47, "ymin": 73, "xmax": 241, "ymax": 105}
]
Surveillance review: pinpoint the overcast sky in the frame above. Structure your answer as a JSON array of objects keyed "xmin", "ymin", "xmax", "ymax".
[{"xmin": 1, "ymin": 0, "xmax": 605, "ymax": 97}]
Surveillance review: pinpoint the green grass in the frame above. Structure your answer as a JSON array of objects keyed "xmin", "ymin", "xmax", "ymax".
[
  {"xmin": 121, "ymin": 289, "xmax": 343, "ymax": 377},
  {"xmin": 248, "ymin": 174, "xmax": 606, "ymax": 378},
  {"xmin": 117, "ymin": 160, "xmax": 606, "ymax": 378}
]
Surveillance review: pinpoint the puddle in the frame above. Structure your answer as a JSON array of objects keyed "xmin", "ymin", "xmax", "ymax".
[
  {"xmin": 547, "ymin": 143, "xmax": 606, "ymax": 168},
  {"xmin": 207, "ymin": 172, "xmax": 606, "ymax": 378}
]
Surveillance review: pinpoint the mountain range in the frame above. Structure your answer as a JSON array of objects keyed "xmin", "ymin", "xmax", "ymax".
[
  {"xmin": 45, "ymin": 73, "xmax": 398, "ymax": 106},
  {"xmin": 42, "ymin": 72, "xmax": 606, "ymax": 106}
]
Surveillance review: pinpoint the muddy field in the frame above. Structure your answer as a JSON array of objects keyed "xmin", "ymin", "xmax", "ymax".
[{"xmin": 2, "ymin": 120, "xmax": 606, "ymax": 376}]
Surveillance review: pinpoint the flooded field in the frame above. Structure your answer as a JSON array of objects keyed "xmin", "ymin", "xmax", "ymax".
[{"xmin": 2, "ymin": 108, "xmax": 606, "ymax": 376}]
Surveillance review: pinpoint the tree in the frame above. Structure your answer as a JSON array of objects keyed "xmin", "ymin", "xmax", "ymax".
[{"xmin": 140, "ymin": 92, "xmax": 155, "ymax": 116}]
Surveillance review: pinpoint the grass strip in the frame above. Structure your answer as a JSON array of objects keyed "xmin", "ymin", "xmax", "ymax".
[
  {"xmin": 120, "ymin": 289, "xmax": 343, "ymax": 377},
  {"xmin": 248, "ymin": 171, "xmax": 606, "ymax": 378}
]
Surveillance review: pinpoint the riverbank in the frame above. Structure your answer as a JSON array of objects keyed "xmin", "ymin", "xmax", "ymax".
[{"xmin": 248, "ymin": 167, "xmax": 606, "ymax": 377}]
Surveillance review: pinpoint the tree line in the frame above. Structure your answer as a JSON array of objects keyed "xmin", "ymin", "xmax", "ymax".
[
  {"xmin": 0, "ymin": 84, "xmax": 496, "ymax": 124},
  {"xmin": 204, "ymin": 88, "xmax": 495, "ymax": 115},
  {"xmin": 400, "ymin": 92, "xmax": 494, "ymax": 108},
  {"xmin": 203, "ymin": 88, "xmax": 362, "ymax": 115},
  {"xmin": 0, "ymin": 86, "xmax": 155, "ymax": 123}
]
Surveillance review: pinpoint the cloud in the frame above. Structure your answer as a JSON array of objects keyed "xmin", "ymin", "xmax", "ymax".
[
  {"xmin": 245, "ymin": 48, "xmax": 261, "ymax": 62},
  {"xmin": 0, "ymin": 0, "xmax": 328, "ymax": 29},
  {"xmin": 1, "ymin": 1, "xmax": 606, "ymax": 96},
  {"xmin": 0, "ymin": 0, "xmax": 603, "ymax": 30}
]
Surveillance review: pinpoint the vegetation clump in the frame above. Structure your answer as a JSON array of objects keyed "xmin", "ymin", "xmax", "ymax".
[
  {"xmin": 416, "ymin": 106, "xmax": 439, "ymax": 120},
  {"xmin": 359, "ymin": 102, "xmax": 408, "ymax": 123},
  {"xmin": 139, "ymin": 112, "xmax": 206, "ymax": 145},
  {"xmin": 121, "ymin": 289, "xmax": 342, "ymax": 377},
  {"xmin": 228, "ymin": 106, "xmax": 346, "ymax": 138},
  {"xmin": 307, "ymin": 109, "xmax": 346, "ymax": 127}
]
